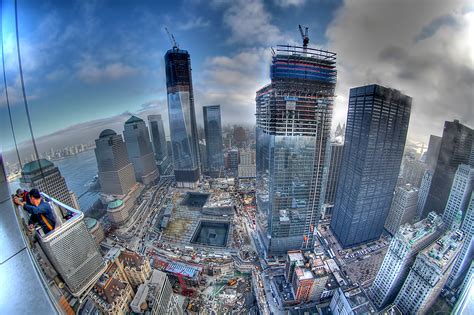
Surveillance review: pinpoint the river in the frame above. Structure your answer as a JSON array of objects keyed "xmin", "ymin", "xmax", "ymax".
[{"xmin": 8, "ymin": 149, "xmax": 100, "ymax": 211}]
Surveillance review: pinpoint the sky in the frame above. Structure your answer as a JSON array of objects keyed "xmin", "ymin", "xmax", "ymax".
[{"xmin": 1, "ymin": 0, "xmax": 473, "ymax": 155}]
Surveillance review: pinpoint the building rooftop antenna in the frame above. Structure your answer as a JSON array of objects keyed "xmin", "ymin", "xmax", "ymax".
[
  {"xmin": 165, "ymin": 27, "xmax": 179, "ymax": 49},
  {"xmin": 299, "ymin": 25, "xmax": 309, "ymax": 52}
]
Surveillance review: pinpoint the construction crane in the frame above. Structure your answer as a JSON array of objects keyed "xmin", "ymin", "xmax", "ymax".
[
  {"xmin": 299, "ymin": 25, "xmax": 309, "ymax": 51},
  {"xmin": 165, "ymin": 27, "xmax": 179, "ymax": 49}
]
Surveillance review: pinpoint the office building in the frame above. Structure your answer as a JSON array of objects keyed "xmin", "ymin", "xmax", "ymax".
[
  {"xmin": 452, "ymin": 262, "xmax": 473, "ymax": 314},
  {"xmin": 37, "ymin": 194, "xmax": 107, "ymax": 297},
  {"xmin": 370, "ymin": 212, "xmax": 444, "ymax": 309},
  {"xmin": 91, "ymin": 262, "xmax": 134, "ymax": 315},
  {"xmin": 165, "ymin": 46, "xmax": 201, "ymax": 187},
  {"xmin": 256, "ymin": 44, "xmax": 336, "ymax": 256},
  {"xmin": 416, "ymin": 170, "xmax": 433, "ymax": 219},
  {"xmin": 442, "ymin": 164, "xmax": 474, "ymax": 229},
  {"xmin": 148, "ymin": 114, "xmax": 171, "ymax": 174},
  {"xmin": 106, "ymin": 183, "xmax": 143, "ymax": 226},
  {"xmin": 20, "ymin": 159, "xmax": 74, "ymax": 207},
  {"xmin": 203, "ymin": 105, "xmax": 224, "ymax": 175},
  {"xmin": 425, "ymin": 135, "xmax": 442, "ymax": 171},
  {"xmin": 330, "ymin": 85, "xmax": 411, "ymax": 248},
  {"xmin": 330, "ymin": 287, "xmax": 376, "ymax": 315},
  {"xmin": 323, "ymin": 142, "xmax": 344, "ymax": 217},
  {"xmin": 123, "ymin": 116, "xmax": 159, "ymax": 185},
  {"xmin": 384, "ymin": 184, "xmax": 419, "ymax": 236},
  {"xmin": 238, "ymin": 150, "xmax": 256, "ymax": 179},
  {"xmin": 233, "ymin": 126, "xmax": 247, "ymax": 148},
  {"xmin": 400, "ymin": 158, "xmax": 428, "ymax": 188},
  {"xmin": 227, "ymin": 148, "xmax": 239, "ymax": 175},
  {"xmin": 284, "ymin": 251, "xmax": 330, "ymax": 303},
  {"xmin": 447, "ymin": 192, "xmax": 474, "ymax": 289},
  {"xmin": 422, "ymin": 120, "xmax": 473, "ymax": 218},
  {"xmin": 130, "ymin": 270, "xmax": 183, "ymax": 315},
  {"xmin": 85, "ymin": 217, "xmax": 105, "ymax": 245},
  {"xmin": 95, "ymin": 129, "xmax": 137, "ymax": 196},
  {"xmin": 394, "ymin": 230, "xmax": 464, "ymax": 314},
  {"xmin": 117, "ymin": 249, "xmax": 152, "ymax": 289}
]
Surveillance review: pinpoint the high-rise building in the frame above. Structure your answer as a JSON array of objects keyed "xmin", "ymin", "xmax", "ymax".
[
  {"xmin": 117, "ymin": 249, "xmax": 152, "ymax": 289},
  {"xmin": 148, "ymin": 114, "xmax": 171, "ymax": 175},
  {"xmin": 238, "ymin": 150, "xmax": 256, "ymax": 179},
  {"xmin": 130, "ymin": 270, "xmax": 183, "ymax": 315},
  {"xmin": 203, "ymin": 105, "xmax": 224, "ymax": 175},
  {"xmin": 425, "ymin": 135, "xmax": 442, "ymax": 171},
  {"xmin": 422, "ymin": 120, "xmax": 473, "ymax": 218},
  {"xmin": 95, "ymin": 129, "xmax": 137, "ymax": 196},
  {"xmin": 37, "ymin": 194, "xmax": 107, "ymax": 297},
  {"xmin": 394, "ymin": 229, "xmax": 464, "ymax": 314},
  {"xmin": 20, "ymin": 159, "xmax": 74, "ymax": 207},
  {"xmin": 165, "ymin": 47, "xmax": 201, "ymax": 188},
  {"xmin": 91, "ymin": 261, "xmax": 135, "ymax": 314},
  {"xmin": 227, "ymin": 148, "xmax": 239, "ymax": 175},
  {"xmin": 452, "ymin": 263, "xmax": 474, "ymax": 314},
  {"xmin": 370, "ymin": 212, "xmax": 444, "ymax": 309},
  {"xmin": 416, "ymin": 170, "xmax": 433, "ymax": 219},
  {"xmin": 324, "ymin": 142, "xmax": 344, "ymax": 209},
  {"xmin": 255, "ymin": 44, "xmax": 336, "ymax": 256},
  {"xmin": 447, "ymin": 192, "xmax": 474, "ymax": 289},
  {"xmin": 442, "ymin": 164, "xmax": 474, "ymax": 229},
  {"xmin": 330, "ymin": 85, "xmax": 411, "ymax": 248},
  {"xmin": 384, "ymin": 184, "xmax": 419, "ymax": 236},
  {"xmin": 400, "ymin": 158, "xmax": 428, "ymax": 188},
  {"xmin": 330, "ymin": 287, "xmax": 376, "ymax": 315},
  {"xmin": 123, "ymin": 116, "xmax": 159, "ymax": 185}
]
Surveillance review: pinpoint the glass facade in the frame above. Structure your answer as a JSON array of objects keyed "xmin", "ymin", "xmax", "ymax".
[
  {"xmin": 165, "ymin": 48, "xmax": 200, "ymax": 186},
  {"xmin": 203, "ymin": 105, "xmax": 224, "ymax": 174},
  {"xmin": 148, "ymin": 115, "xmax": 167, "ymax": 162},
  {"xmin": 330, "ymin": 84, "xmax": 411, "ymax": 248},
  {"xmin": 256, "ymin": 45, "xmax": 336, "ymax": 257},
  {"xmin": 422, "ymin": 120, "xmax": 473, "ymax": 218}
]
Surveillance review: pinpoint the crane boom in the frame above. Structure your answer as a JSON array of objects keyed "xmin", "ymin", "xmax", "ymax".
[
  {"xmin": 165, "ymin": 27, "xmax": 178, "ymax": 49},
  {"xmin": 298, "ymin": 24, "xmax": 309, "ymax": 50}
]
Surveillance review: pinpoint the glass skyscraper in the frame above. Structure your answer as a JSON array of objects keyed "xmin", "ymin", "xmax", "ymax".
[
  {"xmin": 422, "ymin": 120, "xmax": 473, "ymax": 218},
  {"xmin": 203, "ymin": 105, "xmax": 224, "ymax": 175},
  {"xmin": 165, "ymin": 47, "xmax": 200, "ymax": 188},
  {"xmin": 255, "ymin": 45, "xmax": 337, "ymax": 257},
  {"xmin": 330, "ymin": 84, "xmax": 411, "ymax": 248},
  {"xmin": 148, "ymin": 114, "xmax": 171, "ymax": 175}
]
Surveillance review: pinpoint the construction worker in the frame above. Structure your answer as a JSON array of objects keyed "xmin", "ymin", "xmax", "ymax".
[{"xmin": 13, "ymin": 188, "xmax": 56, "ymax": 234}]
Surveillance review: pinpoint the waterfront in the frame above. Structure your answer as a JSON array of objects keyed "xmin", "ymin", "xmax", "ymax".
[{"xmin": 8, "ymin": 149, "xmax": 100, "ymax": 211}]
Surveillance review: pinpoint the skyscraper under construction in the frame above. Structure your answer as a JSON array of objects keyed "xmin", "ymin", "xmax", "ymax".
[
  {"xmin": 255, "ymin": 39, "xmax": 337, "ymax": 257},
  {"xmin": 165, "ymin": 46, "xmax": 201, "ymax": 188}
]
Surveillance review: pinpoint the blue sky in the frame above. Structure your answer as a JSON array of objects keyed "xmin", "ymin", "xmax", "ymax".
[{"xmin": 1, "ymin": 0, "xmax": 473, "ymax": 153}]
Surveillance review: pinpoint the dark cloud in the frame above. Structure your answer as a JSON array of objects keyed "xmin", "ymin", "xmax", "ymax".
[{"xmin": 327, "ymin": 0, "xmax": 473, "ymax": 143}]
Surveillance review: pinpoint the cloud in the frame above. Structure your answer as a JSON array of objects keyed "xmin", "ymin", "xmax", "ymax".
[
  {"xmin": 76, "ymin": 57, "xmax": 138, "ymax": 83},
  {"xmin": 178, "ymin": 16, "xmax": 210, "ymax": 30},
  {"xmin": 326, "ymin": 0, "xmax": 473, "ymax": 142},
  {"xmin": 219, "ymin": 0, "xmax": 285, "ymax": 46},
  {"xmin": 274, "ymin": 0, "xmax": 307, "ymax": 7},
  {"xmin": 193, "ymin": 48, "xmax": 271, "ymax": 126}
]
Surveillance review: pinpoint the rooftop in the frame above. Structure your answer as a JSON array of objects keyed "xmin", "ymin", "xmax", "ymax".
[
  {"xmin": 398, "ymin": 212, "xmax": 443, "ymax": 246},
  {"xmin": 295, "ymin": 267, "xmax": 314, "ymax": 281},
  {"xmin": 84, "ymin": 217, "xmax": 98, "ymax": 229},
  {"xmin": 288, "ymin": 251, "xmax": 305, "ymax": 267},
  {"xmin": 22, "ymin": 159, "xmax": 54, "ymax": 175},
  {"xmin": 119, "ymin": 249, "xmax": 146, "ymax": 270},
  {"xmin": 125, "ymin": 115, "xmax": 144, "ymax": 124},
  {"xmin": 343, "ymin": 287, "xmax": 376, "ymax": 314},
  {"xmin": 99, "ymin": 129, "xmax": 117, "ymax": 138},
  {"xmin": 423, "ymin": 230, "xmax": 463, "ymax": 269},
  {"xmin": 107, "ymin": 199, "xmax": 124, "ymax": 209}
]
